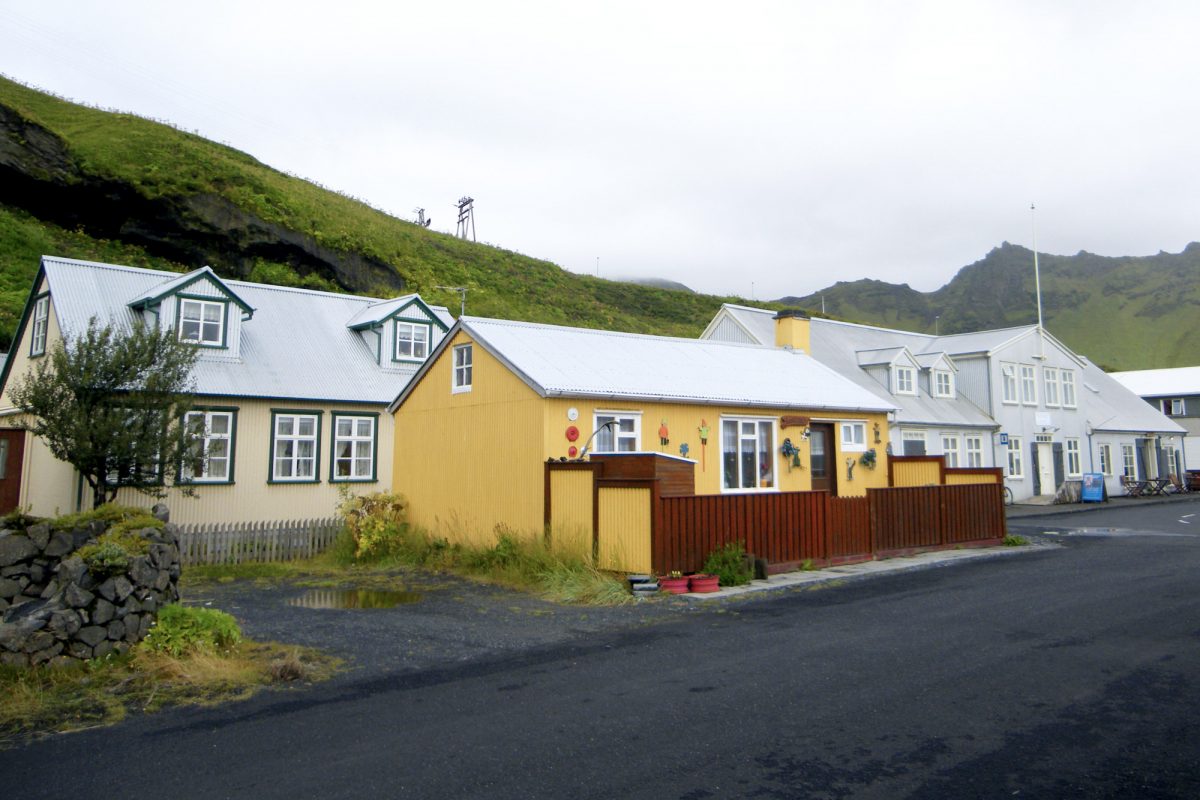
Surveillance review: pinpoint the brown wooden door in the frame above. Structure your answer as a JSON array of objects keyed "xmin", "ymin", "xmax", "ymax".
[
  {"xmin": 0, "ymin": 429, "xmax": 26, "ymax": 514},
  {"xmin": 809, "ymin": 423, "xmax": 837, "ymax": 495}
]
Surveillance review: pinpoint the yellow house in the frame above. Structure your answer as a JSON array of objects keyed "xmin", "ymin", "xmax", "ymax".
[
  {"xmin": 0, "ymin": 256, "xmax": 452, "ymax": 523},
  {"xmin": 389, "ymin": 315, "xmax": 896, "ymax": 545}
]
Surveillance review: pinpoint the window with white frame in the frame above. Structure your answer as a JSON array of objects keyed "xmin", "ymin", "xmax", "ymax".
[
  {"xmin": 30, "ymin": 295, "xmax": 49, "ymax": 356},
  {"xmin": 965, "ymin": 435, "xmax": 984, "ymax": 468},
  {"xmin": 1061, "ymin": 370, "xmax": 1077, "ymax": 408},
  {"xmin": 941, "ymin": 434, "xmax": 960, "ymax": 468},
  {"xmin": 1020, "ymin": 365, "xmax": 1037, "ymax": 405},
  {"xmin": 1065, "ymin": 437, "xmax": 1081, "ymax": 477},
  {"xmin": 902, "ymin": 430, "xmax": 927, "ymax": 456},
  {"xmin": 1099, "ymin": 443, "xmax": 1112, "ymax": 476},
  {"xmin": 178, "ymin": 298, "xmax": 226, "ymax": 346},
  {"xmin": 332, "ymin": 414, "xmax": 376, "ymax": 480},
  {"xmin": 181, "ymin": 410, "xmax": 235, "ymax": 482},
  {"xmin": 721, "ymin": 418, "xmax": 775, "ymax": 491},
  {"xmin": 593, "ymin": 412, "xmax": 641, "ymax": 453},
  {"xmin": 894, "ymin": 365, "xmax": 916, "ymax": 395},
  {"xmin": 840, "ymin": 421, "xmax": 867, "ymax": 452},
  {"xmin": 394, "ymin": 322, "xmax": 430, "ymax": 361},
  {"xmin": 452, "ymin": 344, "xmax": 473, "ymax": 392},
  {"xmin": 934, "ymin": 370, "xmax": 954, "ymax": 398},
  {"xmin": 272, "ymin": 412, "xmax": 320, "ymax": 481},
  {"xmin": 1007, "ymin": 436, "xmax": 1024, "ymax": 478},
  {"xmin": 1044, "ymin": 367, "xmax": 1061, "ymax": 407},
  {"xmin": 1162, "ymin": 398, "xmax": 1184, "ymax": 416},
  {"xmin": 1001, "ymin": 363, "xmax": 1018, "ymax": 404},
  {"xmin": 1121, "ymin": 443, "xmax": 1136, "ymax": 478}
]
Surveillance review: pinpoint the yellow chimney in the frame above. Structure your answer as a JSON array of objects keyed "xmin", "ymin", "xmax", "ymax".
[{"xmin": 774, "ymin": 310, "xmax": 811, "ymax": 352}]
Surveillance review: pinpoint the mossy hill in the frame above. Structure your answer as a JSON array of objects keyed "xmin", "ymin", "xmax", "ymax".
[{"xmin": 0, "ymin": 75, "xmax": 1195, "ymax": 370}]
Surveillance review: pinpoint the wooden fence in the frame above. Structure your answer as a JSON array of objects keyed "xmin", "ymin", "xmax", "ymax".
[{"xmin": 177, "ymin": 517, "xmax": 342, "ymax": 566}]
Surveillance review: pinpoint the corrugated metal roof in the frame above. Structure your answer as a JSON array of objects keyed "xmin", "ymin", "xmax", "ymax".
[
  {"xmin": 1083, "ymin": 361, "xmax": 1186, "ymax": 433},
  {"xmin": 1110, "ymin": 366, "xmax": 1200, "ymax": 397},
  {"xmin": 450, "ymin": 317, "xmax": 896, "ymax": 413},
  {"xmin": 40, "ymin": 256, "xmax": 451, "ymax": 404},
  {"xmin": 344, "ymin": 294, "xmax": 455, "ymax": 329},
  {"xmin": 127, "ymin": 266, "xmax": 254, "ymax": 314}
]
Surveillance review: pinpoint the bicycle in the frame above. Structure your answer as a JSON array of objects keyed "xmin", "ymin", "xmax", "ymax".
[{"xmin": 1002, "ymin": 479, "xmax": 1014, "ymax": 506}]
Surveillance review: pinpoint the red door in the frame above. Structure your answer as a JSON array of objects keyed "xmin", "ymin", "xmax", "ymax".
[
  {"xmin": 0, "ymin": 429, "xmax": 26, "ymax": 514},
  {"xmin": 809, "ymin": 423, "xmax": 838, "ymax": 495}
]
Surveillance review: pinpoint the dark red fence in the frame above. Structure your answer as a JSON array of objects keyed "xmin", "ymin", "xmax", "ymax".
[{"xmin": 653, "ymin": 485, "xmax": 1006, "ymax": 574}]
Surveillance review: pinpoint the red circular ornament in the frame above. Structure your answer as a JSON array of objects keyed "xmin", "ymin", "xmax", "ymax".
[
  {"xmin": 566, "ymin": 426, "xmax": 580, "ymax": 442},
  {"xmin": 568, "ymin": 446, "xmax": 579, "ymax": 458}
]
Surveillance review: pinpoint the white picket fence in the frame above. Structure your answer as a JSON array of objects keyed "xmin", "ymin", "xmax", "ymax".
[{"xmin": 177, "ymin": 517, "xmax": 342, "ymax": 566}]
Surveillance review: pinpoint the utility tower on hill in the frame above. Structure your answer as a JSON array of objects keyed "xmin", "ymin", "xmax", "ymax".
[
  {"xmin": 413, "ymin": 208, "xmax": 432, "ymax": 228},
  {"xmin": 455, "ymin": 197, "xmax": 476, "ymax": 241}
]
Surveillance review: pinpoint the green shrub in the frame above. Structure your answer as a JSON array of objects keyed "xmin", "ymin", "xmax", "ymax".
[
  {"xmin": 141, "ymin": 604, "xmax": 242, "ymax": 657},
  {"xmin": 1003, "ymin": 534, "xmax": 1029, "ymax": 547},
  {"xmin": 702, "ymin": 541, "xmax": 754, "ymax": 587},
  {"xmin": 336, "ymin": 491, "xmax": 409, "ymax": 560},
  {"xmin": 76, "ymin": 530, "xmax": 151, "ymax": 576}
]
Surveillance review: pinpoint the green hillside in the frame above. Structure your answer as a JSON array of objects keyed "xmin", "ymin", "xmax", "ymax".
[{"xmin": 0, "ymin": 75, "xmax": 759, "ymax": 351}]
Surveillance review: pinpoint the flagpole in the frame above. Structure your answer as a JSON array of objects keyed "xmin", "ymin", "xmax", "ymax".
[{"xmin": 1031, "ymin": 203, "xmax": 1045, "ymax": 358}]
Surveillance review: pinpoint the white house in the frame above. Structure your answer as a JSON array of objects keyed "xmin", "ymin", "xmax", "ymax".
[
  {"xmin": 0, "ymin": 255, "xmax": 452, "ymax": 523},
  {"xmin": 702, "ymin": 305, "xmax": 1184, "ymax": 501},
  {"xmin": 1110, "ymin": 366, "xmax": 1200, "ymax": 474}
]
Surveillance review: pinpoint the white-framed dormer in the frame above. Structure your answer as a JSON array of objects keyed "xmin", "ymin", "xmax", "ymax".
[
  {"xmin": 856, "ymin": 346, "xmax": 920, "ymax": 397},
  {"xmin": 915, "ymin": 352, "xmax": 957, "ymax": 400},
  {"xmin": 127, "ymin": 266, "xmax": 254, "ymax": 357},
  {"xmin": 345, "ymin": 294, "xmax": 451, "ymax": 367}
]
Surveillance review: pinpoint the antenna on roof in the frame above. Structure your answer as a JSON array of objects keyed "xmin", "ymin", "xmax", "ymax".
[
  {"xmin": 455, "ymin": 197, "xmax": 476, "ymax": 241},
  {"xmin": 1031, "ymin": 203, "xmax": 1046, "ymax": 359},
  {"xmin": 413, "ymin": 208, "xmax": 432, "ymax": 228},
  {"xmin": 435, "ymin": 285, "xmax": 468, "ymax": 317}
]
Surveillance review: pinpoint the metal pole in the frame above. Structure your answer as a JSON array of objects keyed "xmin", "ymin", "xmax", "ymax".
[{"xmin": 1031, "ymin": 203, "xmax": 1045, "ymax": 358}]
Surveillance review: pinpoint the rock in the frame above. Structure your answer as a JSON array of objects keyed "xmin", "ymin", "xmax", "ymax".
[
  {"xmin": 39, "ymin": 579, "xmax": 60, "ymax": 599},
  {"xmin": 4, "ymin": 596, "xmax": 49, "ymax": 624},
  {"xmin": 113, "ymin": 576, "xmax": 133, "ymax": 600},
  {"xmin": 91, "ymin": 598, "xmax": 116, "ymax": 625},
  {"xmin": 0, "ymin": 621, "xmax": 21, "ymax": 650},
  {"xmin": 96, "ymin": 578, "xmax": 118, "ymax": 602},
  {"xmin": 106, "ymin": 619, "xmax": 125, "ymax": 640},
  {"xmin": 56, "ymin": 556, "xmax": 87, "ymax": 585},
  {"xmin": 123, "ymin": 614, "xmax": 141, "ymax": 642},
  {"xmin": 47, "ymin": 609, "xmax": 82, "ymax": 639},
  {"xmin": 129, "ymin": 557, "xmax": 158, "ymax": 588},
  {"xmin": 0, "ymin": 577, "xmax": 19, "ymax": 599},
  {"xmin": 149, "ymin": 543, "xmax": 173, "ymax": 569},
  {"xmin": 26, "ymin": 522, "xmax": 52, "ymax": 550},
  {"xmin": 30, "ymin": 641, "xmax": 63, "ymax": 664},
  {"xmin": 161, "ymin": 522, "xmax": 179, "ymax": 545},
  {"xmin": 0, "ymin": 651, "xmax": 29, "ymax": 668},
  {"xmin": 123, "ymin": 595, "xmax": 142, "ymax": 614},
  {"xmin": 140, "ymin": 594, "xmax": 158, "ymax": 614},
  {"xmin": 138, "ymin": 615, "xmax": 152, "ymax": 639},
  {"xmin": 63, "ymin": 583, "xmax": 95, "ymax": 608},
  {"xmin": 0, "ymin": 533, "xmax": 38, "ymax": 566},
  {"xmin": 92, "ymin": 640, "xmax": 113, "ymax": 659},
  {"xmin": 152, "ymin": 504, "xmax": 170, "ymax": 523},
  {"xmin": 112, "ymin": 641, "xmax": 130, "ymax": 655},
  {"xmin": 22, "ymin": 630, "xmax": 55, "ymax": 653},
  {"xmin": 28, "ymin": 562, "xmax": 47, "ymax": 584},
  {"xmin": 76, "ymin": 625, "xmax": 107, "ymax": 647},
  {"xmin": 47, "ymin": 654, "xmax": 76, "ymax": 669},
  {"xmin": 66, "ymin": 641, "xmax": 93, "ymax": 660},
  {"xmin": 43, "ymin": 532, "xmax": 74, "ymax": 558},
  {"xmin": 152, "ymin": 569, "xmax": 170, "ymax": 591},
  {"xmin": 1, "ymin": 564, "xmax": 30, "ymax": 577},
  {"xmin": 0, "ymin": 598, "xmax": 7, "ymax": 612}
]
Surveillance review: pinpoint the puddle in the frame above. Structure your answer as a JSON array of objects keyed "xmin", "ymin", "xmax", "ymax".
[{"xmin": 287, "ymin": 588, "xmax": 422, "ymax": 609}]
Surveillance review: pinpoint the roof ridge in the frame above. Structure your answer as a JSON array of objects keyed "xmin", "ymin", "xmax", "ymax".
[{"xmin": 464, "ymin": 315, "xmax": 777, "ymax": 350}]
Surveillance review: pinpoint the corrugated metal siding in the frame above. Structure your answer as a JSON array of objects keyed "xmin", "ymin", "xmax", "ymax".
[
  {"xmin": 707, "ymin": 315, "xmax": 756, "ymax": 344},
  {"xmin": 945, "ymin": 472, "xmax": 997, "ymax": 486},
  {"xmin": 892, "ymin": 461, "xmax": 942, "ymax": 487},
  {"xmin": 597, "ymin": 486, "xmax": 652, "ymax": 572},
  {"xmin": 549, "ymin": 470, "xmax": 593, "ymax": 558},
  {"xmin": 393, "ymin": 331, "xmax": 546, "ymax": 545},
  {"xmin": 954, "ymin": 357, "xmax": 992, "ymax": 413}
]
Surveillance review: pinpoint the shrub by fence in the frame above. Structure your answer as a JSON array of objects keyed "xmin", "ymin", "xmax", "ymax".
[{"xmin": 177, "ymin": 518, "xmax": 341, "ymax": 566}]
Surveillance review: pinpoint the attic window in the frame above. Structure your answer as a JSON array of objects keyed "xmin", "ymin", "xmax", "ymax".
[
  {"xmin": 395, "ymin": 322, "xmax": 431, "ymax": 362},
  {"xmin": 893, "ymin": 365, "xmax": 916, "ymax": 395},
  {"xmin": 934, "ymin": 369, "xmax": 954, "ymax": 398},
  {"xmin": 178, "ymin": 298, "xmax": 226, "ymax": 347},
  {"xmin": 30, "ymin": 294, "xmax": 49, "ymax": 357}
]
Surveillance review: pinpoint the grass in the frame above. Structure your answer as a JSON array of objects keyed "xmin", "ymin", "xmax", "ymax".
[
  {"xmin": 1003, "ymin": 533, "xmax": 1030, "ymax": 546},
  {"xmin": 0, "ymin": 640, "xmax": 339, "ymax": 748}
]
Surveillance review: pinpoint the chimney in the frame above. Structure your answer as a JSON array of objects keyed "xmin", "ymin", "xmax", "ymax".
[{"xmin": 773, "ymin": 309, "xmax": 811, "ymax": 352}]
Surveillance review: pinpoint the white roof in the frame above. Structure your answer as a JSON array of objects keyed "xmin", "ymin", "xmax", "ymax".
[
  {"xmin": 1110, "ymin": 366, "xmax": 1200, "ymax": 397},
  {"xmin": 34, "ymin": 256, "xmax": 452, "ymax": 404},
  {"xmin": 394, "ymin": 316, "xmax": 896, "ymax": 413}
]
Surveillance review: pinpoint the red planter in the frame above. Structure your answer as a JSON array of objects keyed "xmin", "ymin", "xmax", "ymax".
[
  {"xmin": 689, "ymin": 574, "xmax": 719, "ymax": 593},
  {"xmin": 659, "ymin": 576, "xmax": 690, "ymax": 594}
]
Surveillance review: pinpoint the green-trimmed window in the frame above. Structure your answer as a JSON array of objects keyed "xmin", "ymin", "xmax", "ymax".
[
  {"xmin": 331, "ymin": 414, "xmax": 376, "ymax": 481},
  {"xmin": 30, "ymin": 294, "xmax": 49, "ymax": 357},
  {"xmin": 181, "ymin": 409, "xmax": 236, "ymax": 483},
  {"xmin": 178, "ymin": 298, "xmax": 226, "ymax": 347},
  {"xmin": 395, "ymin": 322, "xmax": 431, "ymax": 361},
  {"xmin": 271, "ymin": 412, "xmax": 321, "ymax": 482}
]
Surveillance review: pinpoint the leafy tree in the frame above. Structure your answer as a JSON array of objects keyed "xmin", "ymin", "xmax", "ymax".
[{"xmin": 10, "ymin": 318, "xmax": 201, "ymax": 509}]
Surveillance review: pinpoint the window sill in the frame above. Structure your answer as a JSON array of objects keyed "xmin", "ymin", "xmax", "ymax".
[
  {"xmin": 267, "ymin": 478, "xmax": 321, "ymax": 485},
  {"xmin": 451, "ymin": 386, "xmax": 472, "ymax": 394},
  {"xmin": 330, "ymin": 478, "xmax": 378, "ymax": 484}
]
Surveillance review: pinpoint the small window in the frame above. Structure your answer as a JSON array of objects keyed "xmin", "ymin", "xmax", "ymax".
[
  {"xmin": 1099, "ymin": 444, "xmax": 1112, "ymax": 476},
  {"xmin": 178, "ymin": 298, "xmax": 226, "ymax": 346},
  {"xmin": 272, "ymin": 412, "xmax": 321, "ymax": 482},
  {"xmin": 1061, "ymin": 370, "xmax": 1077, "ymax": 408},
  {"xmin": 332, "ymin": 414, "xmax": 376, "ymax": 481},
  {"xmin": 1001, "ymin": 363, "xmax": 1018, "ymax": 404},
  {"xmin": 1044, "ymin": 367, "xmax": 1061, "ymax": 407},
  {"xmin": 1065, "ymin": 438, "xmax": 1081, "ymax": 477},
  {"xmin": 395, "ymin": 322, "xmax": 430, "ymax": 362},
  {"xmin": 1163, "ymin": 398, "xmax": 1184, "ymax": 416},
  {"xmin": 1007, "ymin": 436, "xmax": 1024, "ymax": 478},
  {"xmin": 934, "ymin": 370, "xmax": 954, "ymax": 398},
  {"xmin": 593, "ymin": 412, "xmax": 641, "ymax": 453},
  {"xmin": 941, "ymin": 434, "xmax": 960, "ymax": 468},
  {"xmin": 901, "ymin": 430, "xmax": 927, "ymax": 456},
  {"xmin": 894, "ymin": 365, "xmax": 915, "ymax": 395},
  {"xmin": 453, "ymin": 344, "xmax": 473, "ymax": 393},
  {"xmin": 965, "ymin": 435, "xmax": 984, "ymax": 468},
  {"xmin": 1121, "ymin": 443, "xmax": 1137, "ymax": 479},
  {"xmin": 181, "ymin": 410, "xmax": 236, "ymax": 483},
  {"xmin": 30, "ymin": 295, "xmax": 50, "ymax": 357},
  {"xmin": 1020, "ymin": 365, "xmax": 1037, "ymax": 406},
  {"xmin": 721, "ymin": 418, "xmax": 776, "ymax": 492},
  {"xmin": 840, "ymin": 421, "xmax": 867, "ymax": 452}
]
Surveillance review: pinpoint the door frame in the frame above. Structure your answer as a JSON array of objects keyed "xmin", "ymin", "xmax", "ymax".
[{"xmin": 809, "ymin": 422, "xmax": 838, "ymax": 496}]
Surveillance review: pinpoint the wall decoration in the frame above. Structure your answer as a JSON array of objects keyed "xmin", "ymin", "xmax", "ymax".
[
  {"xmin": 567, "ymin": 407, "xmax": 579, "ymax": 422},
  {"xmin": 846, "ymin": 458, "xmax": 856, "ymax": 481},
  {"xmin": 679, "ymin": 442, "xmax": 690, "ymax": 458},
  {"xmin": 658, "ymin": 420, "xmax": 670, "ymax": 448},
  {"xmin": 568, "ymin": 445, "xmax": 578, "ymax": 458},
  {"xmin": 565, "ymin": 425, "xmax": 580, "ymax": 442},
  {"xmin": 873, "ymin": 422, "xmax": 881, "ymax": 444},
  {"xmin": 860, "ymin": 448, "xmax": 878, "ymax": 469},
  {"xmin": 781, "ymin": 415, "xmax": 811, "ymax": 429},
  {"xmin": 780, "ymin": 438, "xmax": 803, "ymax": 470},
  {"xmin": 697, "ymin": 420, "xmax": 710, "ymax": 471}
]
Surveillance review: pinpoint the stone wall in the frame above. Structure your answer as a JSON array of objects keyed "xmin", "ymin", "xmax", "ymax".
[{"xmin": 0, "ymin": 504, "xmax": 181, "ymax": 667}]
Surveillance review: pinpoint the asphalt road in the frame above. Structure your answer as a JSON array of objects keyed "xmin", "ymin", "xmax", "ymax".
[{"xmin": 4, "ymin": 501, "xmax": 1200, "ymax": 799}]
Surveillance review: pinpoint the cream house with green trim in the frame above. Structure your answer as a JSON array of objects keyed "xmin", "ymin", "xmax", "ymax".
[{"xmin": 0, "ymin": 256, "xmax": 452, "ymax": 523}]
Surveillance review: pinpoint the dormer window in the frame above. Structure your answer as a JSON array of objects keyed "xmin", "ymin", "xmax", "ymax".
[
  {"xmin": 894, "ymin": 365, "xmax": 916, "ymax": 395},
  {"xmin": 934, "ymin": 369, "xmax": 954, "ymax": 398},
  {"xmin": 178, "ymin": 298, "xmax": 226, "ymax": 347},
  {"xmin": 30, "ymin": 294, "xmax": 49, "ymax": 356},
  {"xmin": 395, "ymin": 322, "xmax": 431, "ymax": 362}
]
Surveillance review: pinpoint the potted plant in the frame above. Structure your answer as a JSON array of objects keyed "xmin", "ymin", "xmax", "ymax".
[
  {"xmin": 688, "ymin": 573, "xmax": 719, "ymax": 593},
  {"xmin": 659, "ymin": 570, "xmax": 690, "ymax": 594}
]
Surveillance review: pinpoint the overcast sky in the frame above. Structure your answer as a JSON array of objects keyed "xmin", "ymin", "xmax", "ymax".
[{"xmin": 3, "ymin": 1, "xmax": 1197, "ymax": 300}]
